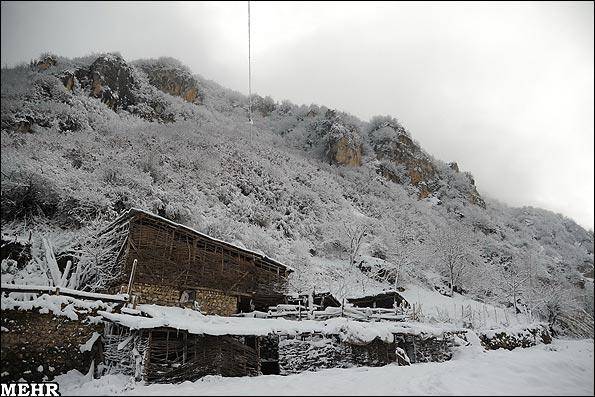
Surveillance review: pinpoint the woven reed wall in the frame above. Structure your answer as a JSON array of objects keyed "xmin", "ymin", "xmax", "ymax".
[
  {"xmin": 110, "ymin": 213, "xmax": 288, "ymax": 307},
  {"xmin": 144, "ymin": 330, "xmax": 261, "ymax": 383}
]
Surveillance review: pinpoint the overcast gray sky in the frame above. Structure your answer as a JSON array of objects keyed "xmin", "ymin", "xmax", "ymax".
[{"xmin": 2, "ymin": 1, "xmax": 593, "ymax": 229}]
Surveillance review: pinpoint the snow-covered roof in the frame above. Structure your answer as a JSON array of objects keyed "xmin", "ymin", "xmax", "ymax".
[
  {"xmin": 98, "ymin": 303, "xmax": 463, "ymax": 344},
  {"xmin": 347, "ymin": 289, "xmax": 407, "ymax": 301},
  {"xmin": 107, "ymin": 208, "xmax": 294, "ymax": 273}
]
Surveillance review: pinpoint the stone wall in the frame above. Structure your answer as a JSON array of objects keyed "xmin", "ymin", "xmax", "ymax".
[
  {"xmin": 479, "ymin": 325, "xmax": 552, "ymax": 351},
  {"xmin": 126, "ymin": 283, "xmax": 237, "ymax": 316},
  {"xmin": 0, "ymin": 310, "xmax": 102, "ymax": 383},
  {"xmin": 129, "ymin": 283, "xmax": 181, "ymax": 306},
  {"xmin": 195, "ymin": 288, "xmax": 237, "ymax": 316},
  {"xmin": 394, "ymin": 333, "xmax": 452, "ymax": 364},
  {"xmin": 278, "ymin": 334, "xmax": 395, "ymax": 375}
]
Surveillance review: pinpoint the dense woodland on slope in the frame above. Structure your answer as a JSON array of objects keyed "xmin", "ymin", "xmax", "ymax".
[{"xmin": 1, "ymin": 53, "xmax": 593, "ymax": 334}]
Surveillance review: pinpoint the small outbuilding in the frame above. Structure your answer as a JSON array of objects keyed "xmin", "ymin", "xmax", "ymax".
[{"xmin": 347, "ymin": 290, "xmax": 409, "ymax": 309}]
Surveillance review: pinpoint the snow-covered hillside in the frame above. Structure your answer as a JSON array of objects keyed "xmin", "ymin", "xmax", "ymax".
[{"xmin": 1, "ymin": 53, "xmax": 593, "ymax": 336}]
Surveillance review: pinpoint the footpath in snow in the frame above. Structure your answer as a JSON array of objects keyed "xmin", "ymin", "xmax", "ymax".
[{"xmin": 56, "ymin": 338, "xmax": 594, "ymax": 396}]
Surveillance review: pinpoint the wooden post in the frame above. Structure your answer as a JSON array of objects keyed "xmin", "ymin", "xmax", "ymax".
[
  {"xmin": 183, "ymin": 332, "xmax": 188, "ymax": 364},
  {"xmin": 127, "ymin": 259, "xmax": 138, "ymax": 297}
]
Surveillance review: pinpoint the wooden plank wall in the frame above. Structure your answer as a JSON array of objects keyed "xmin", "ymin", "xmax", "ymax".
[{"xmin": 113, "ymin": 215, "xmax": 288, "ymax": 301}]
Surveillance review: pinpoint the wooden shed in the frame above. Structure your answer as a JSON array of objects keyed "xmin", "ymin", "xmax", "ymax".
[
  {"xmin": 102, "ymin": 322, "xmax": 274, "ymax": 383},
  {"xmin": 347, "ymin": 291, "xmax": 409, "ymax": 309},
  {"xmin": 96, "ymin": 208, "xmax": 293, "ymax": 315},
  {"xmin": 286, "ymin": 291, "xmax": 342, "ymax": 310}
]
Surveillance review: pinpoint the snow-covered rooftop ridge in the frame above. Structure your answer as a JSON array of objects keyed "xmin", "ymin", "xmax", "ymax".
[
  {"xmin": 110, "ymin": 208, "xmax": 294, "ymax": 273},
  {"xmin": 99, "ymin": 303, "xmax": 464, "ymax": 344}
]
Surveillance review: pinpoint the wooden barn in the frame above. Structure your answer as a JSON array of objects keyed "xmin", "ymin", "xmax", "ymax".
[{"xmin": 95, "ymin": 208, "xmax": 293, "ymax": 316}]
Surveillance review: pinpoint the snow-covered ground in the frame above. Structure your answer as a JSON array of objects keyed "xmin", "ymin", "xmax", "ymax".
[
  {"xmin": 56, "ymin": 338, "xmax": 594, "ymax": 396},
  {"xmin": 400, "ymin": 284, "xmax": 533, "ymax": 330}
]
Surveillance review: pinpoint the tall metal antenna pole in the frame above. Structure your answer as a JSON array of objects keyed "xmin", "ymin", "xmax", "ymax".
[{"xmin": 248, "ymin": 0, "xmax": 253, "ymax": 142}]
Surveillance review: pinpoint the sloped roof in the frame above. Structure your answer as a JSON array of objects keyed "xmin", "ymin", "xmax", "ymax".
[{"xmin": 105, "ymin": 208, "xmax": 294, "ymax": 274}]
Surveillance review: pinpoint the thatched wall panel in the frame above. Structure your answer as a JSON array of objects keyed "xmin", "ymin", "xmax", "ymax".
[{"xmin": 105, "ymin": 211, "xmax": 289, "ymax": 309}]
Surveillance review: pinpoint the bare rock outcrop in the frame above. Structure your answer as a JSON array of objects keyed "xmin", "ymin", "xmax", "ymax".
[
  {"xmin": 370, "ymin": 123, "xmax": 439, "ymax": 199},
  {"xmin": 135, "ymin": 58, "xmax": 202, "ymax": 104},
  {"xmin": 322, "ymin": 110, "xmax": 363, "ymax": 166},
  {"xmin": 33, "ymin": 55, "xmax": 57, "ymax": 71},
  {"xmin": 81, "ymin": 54, "xmax": 138, "ymax": 109}
]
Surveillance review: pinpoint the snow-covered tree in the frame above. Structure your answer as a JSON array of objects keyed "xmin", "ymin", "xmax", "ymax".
[
  {"xmin": 499, "ymin": 257, "xmax": 530, "ymax": 313},
  {"xmin": 433, "ymin": 222, "xmax": 471, "ymax": 296}
]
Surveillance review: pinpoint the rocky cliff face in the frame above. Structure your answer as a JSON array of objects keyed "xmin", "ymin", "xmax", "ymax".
[
  {"xmin": 363, "ymin": 119, "xmax": 485, "ymax": 207},
  {"xmin": 304, "ymin": 110, "xmax": 484, "ymax": 206},
  {"xmin": 307, "ymin": 109, "xmax": 363, "ymax": 167},
  {"xmin": 323, "ymin": 111, "xmax": 363, "ymax": 167},
  {"xmin": 0, "ymin": 54, "xmax": 206, "ymax": 130},
  {"xmin": 328, "ymin": 135, "xmax": 363, "ymax": 167},
  {"xmin": 447, "ymin": 162, "xmax": 486, "ymax": 208},
  {"xmin": 135, "ymin": 58, "xmax": 202, "ymax": 104},
  {"xmin": 370, "ymin": 124, "xmax": 439, "ymax": 200},
  {"xmin": 74, "ymin": 54, "xmax": 138, "ymax": 110}
]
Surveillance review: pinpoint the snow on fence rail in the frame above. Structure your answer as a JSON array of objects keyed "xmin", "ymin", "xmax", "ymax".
[
  {"xmin": 0, "ymin": 283, "xmax": 129, "ymax": 303},
  {"xmin": 266, "ymin": 303, "xmax": 410, "ymax": 322}
]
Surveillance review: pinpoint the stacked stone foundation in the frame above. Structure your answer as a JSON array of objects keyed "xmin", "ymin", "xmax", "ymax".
[{"xmin": 0, "ymin": 310, "xmax": 102, "ymax": 383}]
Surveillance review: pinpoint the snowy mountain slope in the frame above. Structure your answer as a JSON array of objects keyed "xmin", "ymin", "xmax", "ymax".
[{"xmin": 1, "ymin": 53, "xmax": 593, "ymax": 334}]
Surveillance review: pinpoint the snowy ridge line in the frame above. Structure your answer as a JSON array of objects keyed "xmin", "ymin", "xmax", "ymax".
[
  {"xmin": 98, "ymin": 303, "xmax": 465, "ymax": 344},
  {"xmin": 108, "ymin": 208, "xmax": 295, "ymax": 272},
  {"xmin": 1, "ymin": 283, "xmax": 129, "ymax": 303}
]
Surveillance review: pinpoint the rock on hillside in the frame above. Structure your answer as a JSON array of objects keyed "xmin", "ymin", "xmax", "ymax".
[
  {"xmin": 369, "ymin": 120, "xmax": 439, "ymax": 200},
  {"xmin": 134, "ymin": 57, "xmax": 203, "ymax": 104},
  {"xmin": 0, "ymin": 53, "xmax": 205, "ymax": 132},
  {"xmin": 72, "ymin": 54, "xmax": 138, "ymax": 110},
  {"xmin": 322, "ymin": 110, "xmax": 363, "ymax": 167}
]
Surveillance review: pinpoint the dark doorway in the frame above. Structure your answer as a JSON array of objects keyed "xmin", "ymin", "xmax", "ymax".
[
  {"xmin": 237, "ymin": 296, "xmax": 253, "ymax": 313},
  {"xmin": 260, "ymin": 361, "xmax": 280, "ymax": 375}
]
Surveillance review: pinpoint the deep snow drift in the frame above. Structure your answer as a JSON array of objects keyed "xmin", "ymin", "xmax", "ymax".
[{"xmin": 55, "ymin": 338, "xmax": 593, "ymax": 396}]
